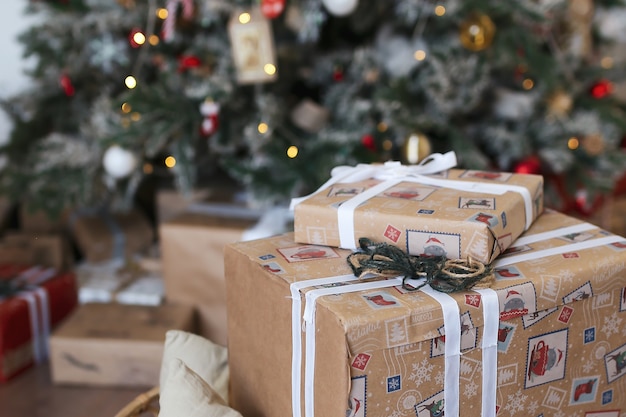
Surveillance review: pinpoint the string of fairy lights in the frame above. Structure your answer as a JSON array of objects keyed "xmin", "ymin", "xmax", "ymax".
[{"xmin": 114, "ymin": 0, "xmax": 620, "ymax": 179}]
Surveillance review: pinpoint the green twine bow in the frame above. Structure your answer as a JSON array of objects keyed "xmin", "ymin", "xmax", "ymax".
[{"xmin": 347, "ymin": 238, "xmax": 494, "ymax": 293}]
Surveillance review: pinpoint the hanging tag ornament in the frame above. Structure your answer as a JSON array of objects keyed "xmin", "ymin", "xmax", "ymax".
[
  {"xmin": 228, "ymin": 7, "xmax": 278, "ymax": 84},
  {"xmin": 261, "ymin": 0, "xmax": 285, "ymax": 19}
]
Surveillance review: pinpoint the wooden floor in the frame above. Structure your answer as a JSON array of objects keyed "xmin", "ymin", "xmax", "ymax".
[{"xmin": 0, "ymin": 364, "xmax": 147, "ymax": 417}]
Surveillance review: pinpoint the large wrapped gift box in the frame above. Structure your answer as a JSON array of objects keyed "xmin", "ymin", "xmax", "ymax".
[
  {"xmin": 160, "ymin": 211, "xmax": 258, "ymax": 346},
  {"xmin": 225, "ymin": 209, "xmax": 626, "ymax": 417},
  {"xmin": 292, "ymin": 158, "xmax": 543, "ymax": 265},
  {"xmin": 70, "ymin": 209, "xmax": 155, "ymax": 263},
  {"xmin": 0, "ymin": 265, "xmax": 78, "ymax": 382},
  {"xmin": 49, "ymin": 302, "xmax": 195, "ymax": 387}
]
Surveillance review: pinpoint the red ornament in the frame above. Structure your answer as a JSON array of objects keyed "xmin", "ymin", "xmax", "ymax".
[
  {"xmin": 178, "ymin": 54, "xmax": 202, "ymax": 72},
  {"xmin": 361, "ymin": 134, "xmax": 376, "ymax": 151},
  {"xmin": 333, "ymin": 65, "xmax": 344, "ymax": 82},
  {"xmin": 59, "ymin": 74, "xmax": 75, "ymax": 96},
  {"xmin": 513, "ymin": 156, "xmax": 541, "ymax": 175},
  {"xmin": 261, "ymin": 0, "xmax": 285, "ymax": 19},
  {"xmin": 128, "ymin": 28, "xmax": 144, "ymax": 48},
  {"xmin": 589, "ymin": 79, "xmax": 613, "ymax": 99}
]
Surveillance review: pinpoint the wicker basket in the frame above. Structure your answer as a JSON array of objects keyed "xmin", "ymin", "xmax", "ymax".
[{"xmin": 114, "ymin": 386, "xmax": 160, "ymax": 417}]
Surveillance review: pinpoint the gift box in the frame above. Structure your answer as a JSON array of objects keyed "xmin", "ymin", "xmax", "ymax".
[
  {"xmin": 19, "ymin": 203, "xmax": 72, "ymax": 234},
  {"xmin": 0, "ymin": 232, "xmax": 73, "ymax": 271},
  {"xmin": 224, "ymin": 209, "xmax": 626, "ymax": 417},
  {"xmin": 49, "ymin": 302, "xmax": 195, "ymax": 387},
  {"xmin": 70, "ymin": 209, "xmax": 155, "ymax": 263},
  {"xmin": 0, "ymin": 265, "xmax": 78, "ymax": 383},
  {"xmin": 76, "ymin": 257, "xmax": 164, "ymax": 306},
  {"xmin": 291, "ymin": 153, "xmax": 544, "ymax": 265},
  {"xmin": 160, "ymin": 210, "xmax": 259, "ymax": 346}
]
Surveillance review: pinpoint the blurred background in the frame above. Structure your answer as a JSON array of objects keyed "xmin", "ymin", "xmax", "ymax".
[{"xmin": 0, "ymin": 0, "xmax": 625, "ymax": 234}]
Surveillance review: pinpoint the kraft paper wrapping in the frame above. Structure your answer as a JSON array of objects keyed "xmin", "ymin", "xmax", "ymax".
[
  {"xmin": 160, "ymin": 212, "xmax": 257, "ymax": 347},
  {"xmin": 225, "ymin": 209, "xmax": 626, "ymax": 417},
  {"xmin": 293, "ymin": 168, "xmax": 543, "ymax": 265}
]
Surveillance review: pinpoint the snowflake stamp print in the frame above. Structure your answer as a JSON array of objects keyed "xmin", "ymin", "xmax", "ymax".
[
  {"xmin": 384, "ymin": 224, "xmax": 401, "ymax": 243},
  {"xmin": 558, "ymin": 306, "xmax": 574, "ymax": 324},
  {"xmin": 503, "ymin": 388, "xmax": 528, "ymax": 415},
  {"xmin": 351, "ymin": 353, "xmax": 371, "ymax": 371}
]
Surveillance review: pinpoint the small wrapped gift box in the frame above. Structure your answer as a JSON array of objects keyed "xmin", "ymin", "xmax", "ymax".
[
  {"xmin": 49, "ymin": 302, "xmax": 195, "ymax": 387},
  {"xmin": 291, "ymin": 152, "xmax": 544, "ymax": 264},
  {"xmin": 0, "ymin": 265, "xmax": 78, "ymax": 383},
  {"xmin": 76, "ymin": 256, "xmax": 164, "ymax": 306},
  {"xmin": 225, "ymin": 209, "xmax": 626, "ymax": 417}
]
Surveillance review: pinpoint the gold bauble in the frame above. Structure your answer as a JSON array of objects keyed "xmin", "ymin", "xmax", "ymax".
[
  {"xmin": 546, "ymin": 90, "xmax": 573, "ymax": 119},
  {"xmin": 401, "ymin": 132, "xmax": 432, "ymax": 165},
  {"xmin": 581, "ymin": 133, "xmax": 605, "ymax": 156},
  {"xmin": 459, "ymin": 13, "xmax": 496, "ymax": 52}
]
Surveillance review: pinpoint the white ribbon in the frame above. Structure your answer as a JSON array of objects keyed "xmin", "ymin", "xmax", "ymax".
[
  {"xmin": 290, "ymin": 151, "xmax": 536, "ymax": 250},
  {"xmin": 16, "ymin": 287, "xmax": 51, "ymax": 364},
  {"xmin": 289, "ymin": 151, "xmax": 457, "ymax": 210},
  {"xmin": 475, "ymin": 288, "xmax": 499, "ymax": 417},
  {"xmin": 495, "ymin": 235, "xmax": 624, "ymax": 268},
  {"xmin": 290, "ymin": 273, "xmax": 477, "ymax": 417}
]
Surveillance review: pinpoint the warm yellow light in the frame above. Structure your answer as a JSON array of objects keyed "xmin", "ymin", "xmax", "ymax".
[
  {"xmin": 522, "ymin": 78, "xmax": 534, "ymax": 90},
  {"xmin": 121, "ymin": 102, "xmax": 132, "ymax": 113},
  {"xmin": 165, "ymin": 156, "xmax": 176, "ymax": 168},
  {"xmin": 239, "ymin": 13, "xmax": 251, "ymax": 24},
  {"xmin": 414, "ymin": 49, "xmax": 426, "ymax": 61},
  {"xmin": 156, "ymin": 8, "xmax": 168, "ymax": 19},
  {"xmin": 382, "ymin": 139, "xmax": 393, "ymax": 151},
  {"xmin": 434, "ymin": 5, "xmax": 446, "ymax": 16},
  {"xmin": 258, "ymin": 123, "xmax": 269, "ymax": 134},
  {"xmin": 601, "ymin": 56, "xmax": 614, "ymax": 69},
  {"xmin": 121, "ymin": 118, "xmax": 131, "ymax": 128},
  {"xmin": 287, "ymin": 146, "xmax": 298, "ymax": 158},
  {"xmin": 377, "ymin": 122, "xmax": 388, "ymax": 132},
  {"xmin": 125, "ymin": 76, "xmax": 137, "ymax": 89},
  {"xmin": 130, "ymin": 112, "xmax": 141, "ymax": 122},
  {"xmin": 133, "ymin": 32, "xmax": 146, "ymax": 45},
  {"xmin": 143, "ymin": 163, "xmax": 153, "ymax": 174},
  {"xmin": 264, "ymin": 64, "xmax": 277, "ymax": 75},
  {"xmin": 568, "ymin": 137, "xmax": 579, "ymax": 150},
  {"xmin": 148, "ymin": 35, "xmax": 159, "ymax": 46}
]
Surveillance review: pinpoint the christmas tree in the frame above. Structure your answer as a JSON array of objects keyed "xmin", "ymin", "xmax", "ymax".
[{"xmin": 2, "ymin": 0, "xmax": 626, "ymax": 218}]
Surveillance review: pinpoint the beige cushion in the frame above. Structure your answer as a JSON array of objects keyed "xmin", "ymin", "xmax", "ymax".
[
  {"xmin": 160, "ymin": 330, "xmax": 229, "ymax": 401},
  {"xmin": 159, "ymin": 359, "xmax": 242, "ymax": 417}
]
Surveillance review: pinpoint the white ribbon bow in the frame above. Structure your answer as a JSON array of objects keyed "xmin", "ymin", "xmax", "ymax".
[{"xmin": 290, "ymin": 151, "xmax": 457, "ymax": 209}]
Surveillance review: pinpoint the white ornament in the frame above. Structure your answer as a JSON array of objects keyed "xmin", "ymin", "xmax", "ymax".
[
  {"xmin": 102, "ymin": 145, "xmax": 137, "ymax": 179},
  {"xmin": 321, "ymin": 0, "xmax": 358, "ymax": 16},
  {"xmin": 493, "ymin": 88, "xmax": 536, "ymax": 120}
]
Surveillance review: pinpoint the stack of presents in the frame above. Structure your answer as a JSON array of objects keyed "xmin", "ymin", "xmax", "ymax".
[
  {"xmin": 225, "ymin": 153, "xmax": 626, "ymax": 417},
  {"xmin": 2, "ymin": 151, "xmax": 626, "ymax": 417},
  {"xmin": 0, "ymin": 188, "xmax": 258, "ymax": 386}
]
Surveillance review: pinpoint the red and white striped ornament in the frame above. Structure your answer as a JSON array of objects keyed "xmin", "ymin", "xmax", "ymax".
[
  {"xmin": 200, "ymin": 100, "xmax": 220, "ymax": 136},
  {"xmin": 162, "ymin": 0, "xmax": 194, "ymax": 42}
]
